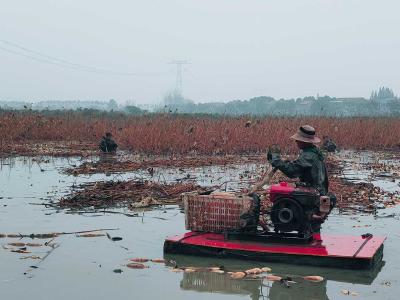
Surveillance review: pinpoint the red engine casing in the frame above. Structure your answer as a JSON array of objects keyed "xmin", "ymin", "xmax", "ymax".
[{"xmin": 269, "ymin": 182, "xmax": 295, "ymax": 202}]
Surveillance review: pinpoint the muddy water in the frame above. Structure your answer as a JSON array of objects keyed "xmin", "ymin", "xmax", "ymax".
[{"xmin": 0, "ymin": 156, "xmax": 399, "ymax": 300}]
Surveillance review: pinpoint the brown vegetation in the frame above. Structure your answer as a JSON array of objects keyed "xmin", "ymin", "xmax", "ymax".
[
  {"xmin": 66, "ymin": 155, "xmax": 263, "ymax": 175},
  {"xmin": 57, "ymin": 155, "xmax": 398, "ymax": 211},
  {"xmin": 1, "ymin": 111, "xmax": 400, "ymax": 156},
  {"xmin": 58, "ymin": 180, "xmax": 202, "ymax": 209}
]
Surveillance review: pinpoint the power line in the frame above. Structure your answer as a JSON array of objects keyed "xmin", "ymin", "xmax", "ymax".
[
  {"xmin": 1, "ymin": 39, "xmax": 109, "ymax": 73},
  {"xmin": 0, "ymin": 46, "xmax": 98, "ymax": 72},
  {"xmin": 0, "ymin": 39, "xmax": 161, "ymax": 77}
]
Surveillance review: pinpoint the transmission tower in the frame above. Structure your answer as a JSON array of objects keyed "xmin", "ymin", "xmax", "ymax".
[{"xmin": 169, "ymin": 60, "xmax": 190, "ymax": 95}]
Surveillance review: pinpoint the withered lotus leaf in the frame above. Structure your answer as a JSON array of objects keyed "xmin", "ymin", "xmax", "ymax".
[
  {"xmin": 230, "ymin": 272, "xmax": 246, "ymax": 279},
  {"xmin": 26, "ymin": 243, "xmax": 43, "ymax": 247},
  {"xmin": 130, "ymin": 258, "xmax": 149, "ymax": 263},
  {"xmin": 265, "ymin": 275, "xmax": 282, "ymax": 281},
  {"xmin": 8, "ymin": 242, "xmax": 26, "ymax": 247},
  {"xmin": 303, "ymin": 275, "xmax": 324, "ymax": 282}
]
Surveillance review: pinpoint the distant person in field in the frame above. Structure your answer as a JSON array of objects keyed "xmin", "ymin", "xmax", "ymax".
[
  {"xmin": 321, "ymin": 135, "xmax": 337, "ymax": 153},
  {"xmin": 99, "ymin": 132, "xmax": 118, "ymax": 153}
]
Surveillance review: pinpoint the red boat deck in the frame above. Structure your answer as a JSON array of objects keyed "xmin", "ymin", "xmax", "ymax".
[{"xmin": 164, "ymin": 232, "xmax": 386, "ymax": 269}]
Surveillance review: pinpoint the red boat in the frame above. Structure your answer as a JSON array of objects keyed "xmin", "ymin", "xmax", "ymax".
[
  {"xmin": 164, "ymin": 182, "xmax": 386, "ymax": 269},
  {"xmin": 164, "ymin": 231, "xmax": 385, "ymax": 269}
]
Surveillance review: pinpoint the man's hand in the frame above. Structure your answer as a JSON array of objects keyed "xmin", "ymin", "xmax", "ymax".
[
  {"xmin": 267, "ymin": 144, "xmax": 281, "ymax": 162},
  {"xmin": 248, "ymin": 187, "xmax": 257, "ymax": 196},
  {"xmin": 243, "ymin": 186, "xmax": 256, "ymax": 196}
]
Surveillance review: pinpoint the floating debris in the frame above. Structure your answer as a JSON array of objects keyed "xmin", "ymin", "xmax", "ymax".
[
  {"xmin": 8, "ymin": 242, "xmax": 26, "ymax": 247},
  {"xmin": 130, "ymin": 258, "xmax": 149, "ymax": 263},
  {"xmin": 106, "ymin": 233, "xmax": 123, "ymax": 241},
  {"xmin": 126, "ymin": 263, "xmax": 148, "ymax": 269},
  {"xmin": 8, "ymin": 242, "xmax": 43, "ymax": 247},
  {"xmin": 11, "ymin": 249, "xmax": 31, "ymax": 254},
  {"xmin": 56, "ymin": 151, "xmax": 400, "ymax": 213},
  {"xmin": 58, "ymin": 180, "xmax": 201, "ymax": 209},
  {"xmin": 29, "ymin": 233, "xmax": 59, "ymax": 239},
  {"xmin": 381, "ymin": 280, "xmax": 391, "ymax": 286},
  {"xmin": 26, "ymin": 243, "xmax": 43, "ymax": 247},
  {"xmin": 341, "ymin": 289, "xmax": 359, "ymax": 296},
  {"xmin": 76, "ymin": 233, "xmax": 106, "ymax": 238},
  {"xmin": 280, "ymin": 276, "xmax": 294, "ymax": 288},
  {"xmin": 265, "ymin": 275, "xmax": 282, "ymax": 281},
  {"xmin": 210, "ymin": 269, "xmax": 225, "ymax": 274},
  {"xmin": 1, "ymin": 140, "xmax": 97, "ymax": 158},
  {"xmin": 7, "ymin": 234, "xmax": 25, "ymax": 238},
  {"xmin": 129, "ymin": 197, "xmax": 161, "ymax": 208},
  {"xmin": 230, "ymin": 272, "xmax": 246, "ymax": 279},
  {"xmin": 303, "ymin": 275, "xmax": 324, "ymax": 282},
  {"xmin": 0, "ymin": 229, "xmax": 117, "ymax": 239},
  {"xmin": 65, "ymin": 155, "xmax": 263, "ymax": 175},
  {"xmin": 245, "ymin": 268, "xmax": 263, "ymax": 275},
  {"xmin": 170, "ymin": 268, "xmax": 183, "ymax": 273},
  {"xmin": 151, "ymin": 258, "xmax": 165, "ymax": 263},
  {"xmin": 184, "ymin": 268, "xmax": 196, "ymax": 273},
  {"xmin": 261, "ymin": 267, "xmax": 272, "ymax": 272},
  {"xmin": 20, "ymin": 256, "xmax": 42, "ymax": 260}
]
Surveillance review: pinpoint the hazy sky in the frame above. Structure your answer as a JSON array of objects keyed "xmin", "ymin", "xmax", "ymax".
[{"xmin": 1, "ymin": 0, "xmax": 399, "ymax": 104}]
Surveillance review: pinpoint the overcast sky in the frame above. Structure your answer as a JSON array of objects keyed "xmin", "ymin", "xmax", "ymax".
[{"xmin": 1, "ymin": 0, "xmax": 399, "ymax": 104}]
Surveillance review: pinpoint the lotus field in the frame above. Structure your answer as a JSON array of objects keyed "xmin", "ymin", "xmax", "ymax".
[{"xmin": 1, "ymin": 111, "xmax": 399, "ymax": 155}]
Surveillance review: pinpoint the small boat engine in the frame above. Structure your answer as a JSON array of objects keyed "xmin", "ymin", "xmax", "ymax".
[{"xmin": 269, "ymin": 182, "xmax": 335, "ymax": 235}]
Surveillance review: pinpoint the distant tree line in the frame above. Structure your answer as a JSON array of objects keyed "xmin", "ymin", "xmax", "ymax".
[
  {"xmin": 0, "ymin": 99, "xmax": 146, "ymax": 116},
  {"xmin": 370, "ymin": 87, "xmax": 397, "ymax": 100},
  {"xmin": 160, "ymin": 87, "xmax": 400, "ymax": 117},
  {"xmin": 1, "ymin": 87, "xmax": 399, "ymax": 117}
]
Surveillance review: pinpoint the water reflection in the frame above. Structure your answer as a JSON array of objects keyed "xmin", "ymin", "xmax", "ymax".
[
  {"xmin": 181, "ymin": 269, "xmax": 328, "ymax": 300},
  {"xmin": 166, "ymin": 254, "xmax": 384, "ymax": 300},
  {"xmin": 181, "ymin": 271, "xmax": 269, "ymax": 300},
  {"xmin": 98, "ymin": 153, "xmax": 118, "ymax": 164}
]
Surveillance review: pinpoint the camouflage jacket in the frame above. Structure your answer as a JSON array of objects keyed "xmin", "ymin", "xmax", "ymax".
[
  {"xmin": 322, "ymin": 139, "xmax": 337, "ymax": 152},
  {"xmin": 99, "ymin": 137, "xmax": 118, "ymax": 153},
  {"xmin": 271, "ymin": 145, "xmax": 329, "ymax": 195}
]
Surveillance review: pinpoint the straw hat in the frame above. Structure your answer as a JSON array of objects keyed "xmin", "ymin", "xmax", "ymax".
[{"xmin": 290, "ymin": 125, "xmax": 321, "ymax": 144}]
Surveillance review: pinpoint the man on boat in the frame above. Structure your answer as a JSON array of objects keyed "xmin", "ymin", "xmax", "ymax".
[
  {"xmin": 247, "ymin": 125, "xmax": 333, "ymax": 232},
  {"xmin": 251, "ymin": 125, "xmax": 329, "ymax": 195}
]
